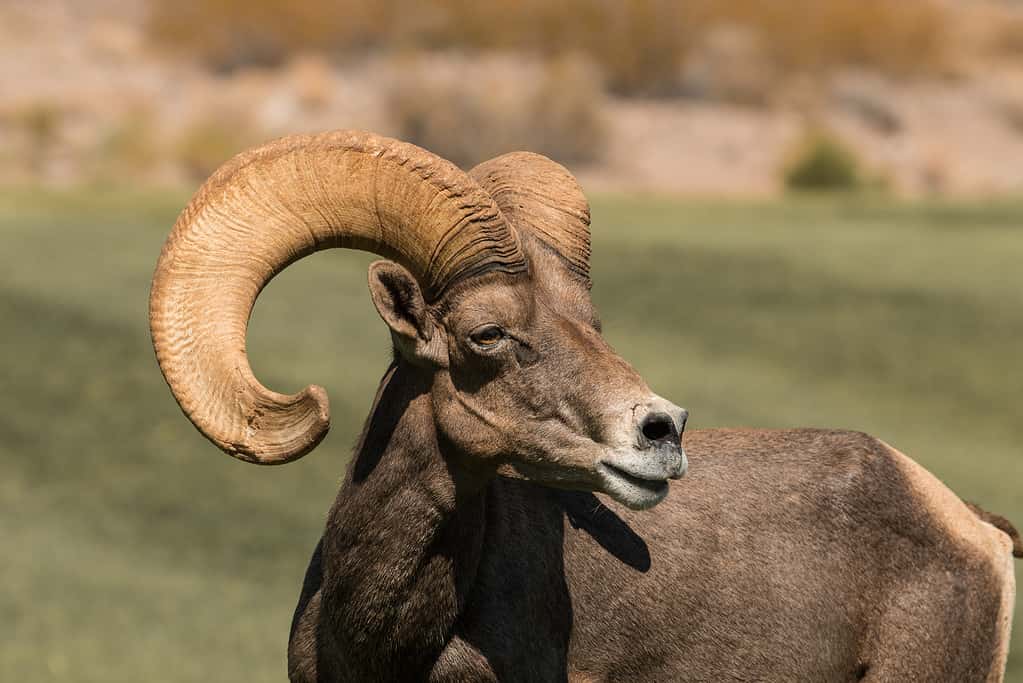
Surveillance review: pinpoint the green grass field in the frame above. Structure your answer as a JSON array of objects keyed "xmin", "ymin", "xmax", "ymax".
[{"xmin": 2, "ymin": 189, "xmax": 1021, "ymax": 681}]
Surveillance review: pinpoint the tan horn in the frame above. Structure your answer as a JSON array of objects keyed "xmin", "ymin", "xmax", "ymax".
[
  {"xmin": 149, "ymin": 130, "xmax": 525, "ymax": 465},
  {"xmin": 470, "ymin": 152, "xmax": 590, "ymax": 286}
]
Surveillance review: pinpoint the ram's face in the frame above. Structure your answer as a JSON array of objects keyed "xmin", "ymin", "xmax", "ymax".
[
  {"xmin": 150, "ymin": 130, "xmax": 686, "ymax": 511},
  {"xmin": 426, "ymin": 247, "xmax": 688, "ymax": 511}
]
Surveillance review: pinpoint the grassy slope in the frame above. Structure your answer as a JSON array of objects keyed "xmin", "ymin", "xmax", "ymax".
[{"xmin": 1, "ymin": 190, "xmax": 1020, "ymax": 681}]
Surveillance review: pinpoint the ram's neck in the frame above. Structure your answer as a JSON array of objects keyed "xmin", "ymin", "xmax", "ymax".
[{"xmin": 320, "ymin": 362, "xmax": 489, "ymax": 677}]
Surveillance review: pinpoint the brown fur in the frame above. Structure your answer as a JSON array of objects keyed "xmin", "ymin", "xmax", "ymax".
[
  {"xmin": 967, "ymin": 502, "xmax": 1023, "ymax": 558},
  {"xmin": 286, "ymin": 237, "xmax": 1018, "ymax": 681}
]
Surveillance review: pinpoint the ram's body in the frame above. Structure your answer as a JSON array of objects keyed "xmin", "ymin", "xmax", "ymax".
[
  {"xmin": 286, "ymin": 362, "xmax": 1017, "ymax": 683},
  {"xmin": 149, "ymin": 130, "xmax": 1019, "ymax": 682}
]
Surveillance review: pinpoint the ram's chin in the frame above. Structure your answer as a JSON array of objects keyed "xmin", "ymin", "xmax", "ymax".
[{"xmin": 597, "ymin": 462, "xmax": 671, "ymax": 510}]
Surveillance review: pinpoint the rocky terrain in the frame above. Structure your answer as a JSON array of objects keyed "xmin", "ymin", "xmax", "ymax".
[{"xmin": 3, "ymin": 0, "xmax": 1023, "ymax": 196}]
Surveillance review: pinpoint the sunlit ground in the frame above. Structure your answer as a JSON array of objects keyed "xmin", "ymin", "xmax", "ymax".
[{"xmin": 2, "ymin": 190, "xmax": 1021, "ymax": 681}]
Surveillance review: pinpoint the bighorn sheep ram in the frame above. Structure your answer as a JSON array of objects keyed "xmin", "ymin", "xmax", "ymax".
[{"xmin": 150, "ymin": 130, "xmax": 1020, "ymax": 682}]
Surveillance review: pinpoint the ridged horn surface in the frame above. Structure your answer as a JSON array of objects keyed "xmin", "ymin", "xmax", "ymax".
[
  {"xmin": 149, "ymin": 130, "xmax": 525, "ymax": 464},
  {"xmin": 470, "ymin": 152, "xmax": 591, "ymax": 284}
]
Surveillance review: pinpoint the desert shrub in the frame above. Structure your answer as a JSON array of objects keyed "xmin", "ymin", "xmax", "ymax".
[
  {"xmin": 1000, "ymin": 98, "xmax": 1023, "ymax": 136},
  {"xmin": 96, "ymin": 111, "xmax": 161, "ymax": 178},
  {"xmin": 988, "ymin": 13, "xmax": 1023, "ymax": 59},
  {"xmin": 173, "ymin": 116, "xmax": 260, "ymax": 180},
  {"xmin": 386, "ymin": 54, "xmax": 606, "ymax": 168},
  {"xmin": 680, "ymin": 24, "xmax": 777, "ymax": 105},
  {"xmin": 784, "ymin": 132, "xmax": 862, "ymax": 192},
  {"xmin": 5, "ymin": 101, "xmax": 65, "ymax": 175},
  {"xmin": 711, "ymin": 0, "xmax": 951, "ymax": 78},
  {"xmin": 6, "ymin": 101, "xmax": 64, "ymax": 158},
  {"xmin": 14, "ymin": 102, "xmax": 63, "ymax": 147},
  {"xmin": 147, "ymin": 0, "xmax": 954, "ymax": 95},
  {"xmin": 147, "ymin": 0, "xmax": 372, "ymax": 71}
]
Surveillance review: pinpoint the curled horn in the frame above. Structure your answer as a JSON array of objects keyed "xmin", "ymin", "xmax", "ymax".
[
  {"xmin": 470, "ymin": 152, "xmax": 591, "ymax": 286},
  {"xmin": 149, "ymin": 130, "xmax": 526, "ymax": 465}
]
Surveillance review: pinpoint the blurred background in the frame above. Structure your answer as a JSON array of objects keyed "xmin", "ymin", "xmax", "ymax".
[{"xmin": 2, "ymin": 0, "xmax": 1021, "ymax": 681}]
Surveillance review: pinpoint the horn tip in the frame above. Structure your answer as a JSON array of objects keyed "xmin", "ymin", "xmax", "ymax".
[{"xmin": 217, "ymin": 384, "xmax": 331, "ymax": 466}]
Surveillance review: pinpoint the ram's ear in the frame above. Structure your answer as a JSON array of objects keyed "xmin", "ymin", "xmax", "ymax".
[{"xmin": 368, "ymin": 260, "xmax": 448, "ymax": 368}]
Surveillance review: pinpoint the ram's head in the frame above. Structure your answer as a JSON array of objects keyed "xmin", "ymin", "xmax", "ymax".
[{"xmin": 150, "ymin": 131, "xmax": 686, "ymax": 510}]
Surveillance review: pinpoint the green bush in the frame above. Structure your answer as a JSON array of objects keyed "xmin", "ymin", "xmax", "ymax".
[{"xmin": 784, "ymin": 133, "xmax": 862, "ymax": 192}]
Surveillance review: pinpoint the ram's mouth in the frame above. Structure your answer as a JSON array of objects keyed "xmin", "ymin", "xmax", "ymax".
[{"xmin": 597, "ymin": 461, "xmax": 671, "ymax": 510}]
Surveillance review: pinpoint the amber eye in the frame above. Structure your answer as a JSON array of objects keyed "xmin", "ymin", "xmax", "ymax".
[{"xmin": 469, "ymin": 324, "xmax": 506, "ymax": 348}]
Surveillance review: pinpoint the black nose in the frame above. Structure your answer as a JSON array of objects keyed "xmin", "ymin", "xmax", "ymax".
[{"xmin": 639, "ymin": 411, "xmax": 682, "ymax": 446}]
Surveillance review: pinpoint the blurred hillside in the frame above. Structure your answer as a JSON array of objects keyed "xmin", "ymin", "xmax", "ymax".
[{"xmin": 4, "ymin": 0, "xmax": 1023, "ymax": 196}]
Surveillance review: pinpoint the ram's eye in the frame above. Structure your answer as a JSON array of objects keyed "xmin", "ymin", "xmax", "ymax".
[{"xmin": 469, "ymin": 324, "xmax": 506, "ymax": 348}]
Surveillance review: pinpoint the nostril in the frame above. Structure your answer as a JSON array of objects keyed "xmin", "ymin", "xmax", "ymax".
[{"xmin": 641, "ymin": 413, "xmax": 676, "ymax": 443}]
